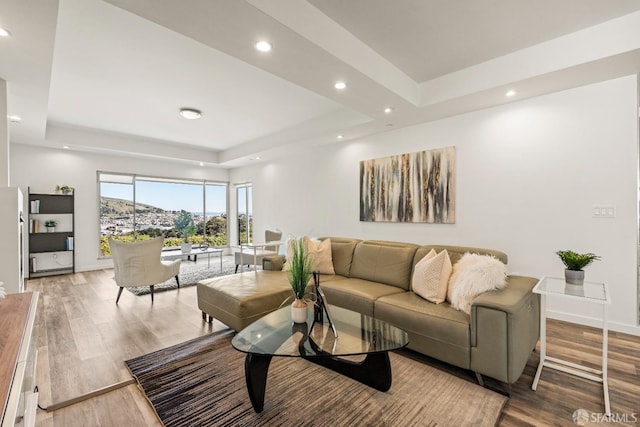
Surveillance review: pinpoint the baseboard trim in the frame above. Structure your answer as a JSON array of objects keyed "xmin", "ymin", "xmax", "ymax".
[{"xmin": 547, "ymin": 309, "xmax": 640, "ymax": 336}]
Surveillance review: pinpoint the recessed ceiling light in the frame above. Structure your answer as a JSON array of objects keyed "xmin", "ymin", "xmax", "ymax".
[
  {"xmin": 62, "ymin": 145, "xmax": 70, "ymax": 150},
  {"xmin": 249, "ymin": 156, "xmax": 261, "ymax": 161},
  {"xmin": 0, "ymin": 28, "xmax": 10, "ymax": 37},
  {"xmin": 199, "ymin": 162, "xmax": 204, "ymax": 166},
  {"xmin": 384, "ymin": 107, "xmax": 393, "ymax": 114},
  {"xmin": 334, "ymin": 81, "xmax": 347, "ymax": 90},
  {"xmin": 7, "ymin": 115, "xmax": 21, "ymax": 123},
  {"xmin": 255, "ymin": 40, "xmax": 272, "ymax": 52},
  {"xmin": 336, "ymin": 134, "xmax": 344, "ymax": 139},
  {"xmin": 179, "ymin": 108, "xmax": 202, "ymax": 120},
  {"xmin": 505, "ymin": 90, "xmax": 516, "ymax": 97}
]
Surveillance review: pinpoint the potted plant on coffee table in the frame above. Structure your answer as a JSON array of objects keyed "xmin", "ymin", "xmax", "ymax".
[
  {"xmin": 174, "ymin": 210, "xmax": 196, "ymax": 253},
  {"xmin": 556, "ymin": 250, "xmax": 600, "ymax": 285},
  {"xmin": 288, "ymin": 237, "xmax": 313, "ymax": 323}
]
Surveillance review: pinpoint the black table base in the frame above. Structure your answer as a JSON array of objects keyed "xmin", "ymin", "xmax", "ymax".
[{"xmin": 244, "ymin": 351, "xmax": 392, "ymax": 413}]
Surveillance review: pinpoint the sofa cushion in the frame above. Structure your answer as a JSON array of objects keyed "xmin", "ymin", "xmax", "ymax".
[
  {"xmin": 414, "ymin": 245, "xmax": 508, "ymax": 268},
  {"xmin": 374, "ymin": 292, "xmax": 470, "ymax": 367},
  {"xmin": 320, "ymin": 277, "xmax": 405, "ymax": 316},
  {"xmin": 197, "ymin": 271, "xmax": 291, "ymax": 331},
  {"xmin": 320, "ymin": 237, "xmax": 361, "ymax": 277},
  {"xmin": 349, "ymin": 240, "xmax": 419, "ymax": 290},
  {"xmin": 412, "ymin": 249, "xmax": 452, "ymax": 304},
  {"xmin": 448, "ymin": 253, "xmax": 507, "ymax": 314}
]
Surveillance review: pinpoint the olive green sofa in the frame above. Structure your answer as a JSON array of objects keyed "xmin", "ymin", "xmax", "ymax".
[{"xmin": 197, "ymin": 237, "xmax": 540, "ymax": 386}]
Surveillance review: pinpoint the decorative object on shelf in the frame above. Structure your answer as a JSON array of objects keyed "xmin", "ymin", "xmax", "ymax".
[
  {"xmin": 174, "ymin": 210, "xmax": 195, "ymax": 253},
  {"xmin": 288, "ymin": 237, "xmax": 312, "ymax": 323},
  {"xmin": 45, "ymin": 219, "xmax": 57, "ymax": 232},
  {"xmin": 360, "ymin": 146, "xmax": 456, "ymax": 224},
  {"xmin": 312, "ymin": 271, "xmax": 338, "ymax": 337},
  {"xmin": 29, "ymin": 199, "xmax": 40, "ymax": 213},
  {"xmin": 55, "ymin": 185, "xmax": 74, "ymax": 194},
  {"xmin": 556, "ymin": 250, "xmax": 600, "ymax": 286}
]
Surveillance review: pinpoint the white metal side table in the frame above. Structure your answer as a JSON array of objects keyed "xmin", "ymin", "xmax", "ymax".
[{"xmin": 531, "ymin": 276, "xmax": 611, "ymax": 415}]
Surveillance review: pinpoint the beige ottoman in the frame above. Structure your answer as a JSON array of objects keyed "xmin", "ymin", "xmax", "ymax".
[{"xmin": 197, "ymin": 270, "xmax": 292, "ymax": 331}]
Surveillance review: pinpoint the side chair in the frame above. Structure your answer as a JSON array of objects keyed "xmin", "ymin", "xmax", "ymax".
[{"xmin": 108, "ymin": 237, "xmax": 181, "ymax": 303}]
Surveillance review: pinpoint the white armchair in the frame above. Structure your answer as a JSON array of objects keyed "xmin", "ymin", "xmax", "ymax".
[
  {"xmin": 234, "ymin": 229, "xmax": 282, "ymax": 273},
  {"xmin": 108, "ymin": 237, "xmax": 181, "ymax": 303}
]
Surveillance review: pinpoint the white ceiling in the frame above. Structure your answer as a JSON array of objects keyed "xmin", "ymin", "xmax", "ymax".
[{"xmin": 2, "ymin": 0, "xmax": 640, "ymax": 168}]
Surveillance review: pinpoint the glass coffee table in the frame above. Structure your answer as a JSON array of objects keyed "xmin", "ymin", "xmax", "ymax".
[{"xmin": 232, "ymin": 305, "xmax": 409, "ymax": 412}]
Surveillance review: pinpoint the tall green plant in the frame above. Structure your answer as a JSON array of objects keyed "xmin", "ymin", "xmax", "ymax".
[{"xmin": 288, "ymin": 238, "xmax": 313, "ymax": 300}]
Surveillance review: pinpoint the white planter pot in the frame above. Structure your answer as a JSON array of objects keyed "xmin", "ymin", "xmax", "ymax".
[
  {"xmin": 46, "ymin": 227, "xmax": 55, "ymax": 233},
  {"xmin": 181, "ymin": 243, "xmax": 192, "ymax": 253},
  {"xmin": 291, "ymin": 299, "xmax": 308, "ymax": 323}
]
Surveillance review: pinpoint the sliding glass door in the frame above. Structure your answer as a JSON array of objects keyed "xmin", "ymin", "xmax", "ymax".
[{"xmin": 237, "ymin": 184, "xmax": 253, "ymax": 245}]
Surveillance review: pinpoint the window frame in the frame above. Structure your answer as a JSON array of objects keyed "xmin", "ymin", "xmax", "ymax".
[{"xmin": 97, "ymin": 171, "xmax": 229, "ymax": 258}]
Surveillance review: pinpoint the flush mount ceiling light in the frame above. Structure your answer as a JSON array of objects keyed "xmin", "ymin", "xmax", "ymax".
[
  {"xmin": 179, "ymin": 108, "xmax": 202, "ymax": 120},
  {"xmin": 334, "ymin": 81, "xmax": 347, "ymax": 90},
  {"xmin": 7, "ymin": 115, "xmax": 21, "ymax": 123},
  {"xmin": 384, "ymin": 107, "xmax": 393, "ymax": 114},
  {"xmin": 336, "ymin": 134, "xmax": 344, "ymax": 139},
  {"xmin": 62, "ymin": 145, "xmax": 70, "ymax": 150},
  {"xmin": 505, "ymin": 90, "xmax": 516, "ymax": 97},
  {"xmin": 255, "ymin": 40, "xmax": 272, "ymax": 52},
  {"xmin": 0, "ymin": 27, "xmax": 10, "ymax": 37}
]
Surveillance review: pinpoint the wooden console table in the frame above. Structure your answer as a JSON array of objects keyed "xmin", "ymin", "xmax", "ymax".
[{"xmin": 0, "ymin": 292, "xmax": 39, "ymax": 427}]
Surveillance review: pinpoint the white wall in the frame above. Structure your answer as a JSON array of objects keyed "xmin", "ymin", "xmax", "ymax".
[
  {"xmin": 11, "ymin": 144, "xmax": 229, "ymax": 272},
  {"xmin": 230, "ymin": 76, "xmax": 639, "ymax": 334}
]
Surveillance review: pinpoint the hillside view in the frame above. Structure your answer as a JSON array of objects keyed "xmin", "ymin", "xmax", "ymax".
[{"xmin": 99, "ymin": 197, "xmax": 245, "ymax": 256}]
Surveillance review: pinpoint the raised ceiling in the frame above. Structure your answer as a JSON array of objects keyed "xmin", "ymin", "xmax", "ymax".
[{"xmin": 2, "ymin": 0, "xmax": 640, "ymax": 168}]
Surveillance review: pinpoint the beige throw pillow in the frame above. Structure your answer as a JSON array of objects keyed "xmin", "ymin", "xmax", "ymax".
[
  {"xmin": 282, "ymin": 238, "xmax": 295, "ymax": 271},
  {"xmin": 305, "ymin": 237, "xmax": 335, "ymax": 275},
  {"xmin": 412, "ymin": 249, "xmax": 452, "ymax": 304}
]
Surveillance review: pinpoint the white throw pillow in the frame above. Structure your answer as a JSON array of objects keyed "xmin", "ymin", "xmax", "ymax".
[
  {"xmin": 412, "ymin": 249, "xmax": 452, "ymax": 304},
  {"xmin": 305, "ymin": 237, "xmax": 335, "ymax": 275},
  {"xmin": 447, "ymin": 253, "xmax": 507, "ymax": 314}
]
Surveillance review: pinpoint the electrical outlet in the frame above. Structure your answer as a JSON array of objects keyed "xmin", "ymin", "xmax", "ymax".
[{"xmin": 592, "ymin": 205, "xmax": 616, "ymax": 218}]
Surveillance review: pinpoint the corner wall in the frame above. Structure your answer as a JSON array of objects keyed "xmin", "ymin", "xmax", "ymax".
[
  {"xmin": 11, "ymin": 145, "xmax": 229, "ymax": 272},
  {"xmin": 230, "ymin": 76, "xmax": 639, "ymax": 334}
]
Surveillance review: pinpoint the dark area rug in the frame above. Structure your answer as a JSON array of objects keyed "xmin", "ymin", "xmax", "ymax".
[
  {"xmin": 126, "ymin": 256, "xmax": 255, "ymax": 296},
  {"xmin": 125, "ymin": 331, "xmax": 507, "ymax": 427}
]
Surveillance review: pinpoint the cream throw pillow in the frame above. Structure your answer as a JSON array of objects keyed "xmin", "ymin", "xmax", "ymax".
[
  {"xmin": 305, "ymin": 237, "xmax": 335, "ymax": 275},
  {"xmin": 447, "ymin": 253, "xmax": 507, "ymax": 314},
  {"xmin": 282, "ymin": 238, "xmax": 295, "ymax": 271},
  {"xmin": 412, "ymin": 249, "xmax": 452, "ymax": 304}
]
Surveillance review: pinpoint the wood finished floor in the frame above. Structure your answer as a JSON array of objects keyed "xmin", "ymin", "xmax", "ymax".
[{"xmin": 28, "ymin": 269, "xmax": 640, "ymax": 427}]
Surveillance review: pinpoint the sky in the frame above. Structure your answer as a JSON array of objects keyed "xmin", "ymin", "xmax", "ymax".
[{"xmin": 100, "ymin": 181, "xmax": 227, "ymax": 213}]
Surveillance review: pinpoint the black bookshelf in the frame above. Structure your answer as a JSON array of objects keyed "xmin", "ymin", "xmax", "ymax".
[{"xmin": 28, "ymin": 189, "xmax": 75, "ymax": 277}]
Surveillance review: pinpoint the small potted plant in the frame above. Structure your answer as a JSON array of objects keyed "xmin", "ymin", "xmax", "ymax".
[
  {"xmin": 288, "ymin": 237, "xmax": 313, "ymax": 323},
  {"xmin": 45, "ymin": 220, "xmax": 58, "ymax": 232},
  {"xmin": 56, "ymin": 185, "xmax": 74, "ymax": 195},
  {"xmin": 556, "ymin": 250, "xmax": 600, "ymax": 285}
]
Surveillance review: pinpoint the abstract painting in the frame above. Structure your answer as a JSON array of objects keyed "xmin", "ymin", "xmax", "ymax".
[{"xmin": 359, "ymin": 146, "xmax": 456, "ymax": 223}]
